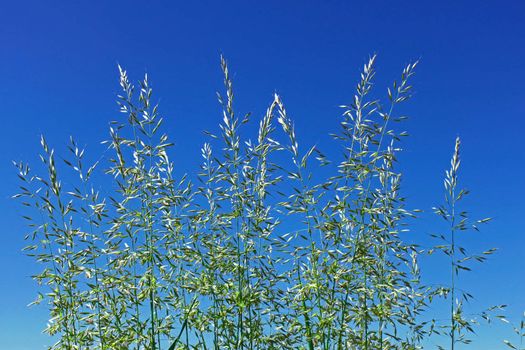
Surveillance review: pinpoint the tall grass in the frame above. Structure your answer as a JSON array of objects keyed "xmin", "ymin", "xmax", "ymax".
[{"xmin": 14, "ymin": 55, "xmax": 508, "ymax": 349}]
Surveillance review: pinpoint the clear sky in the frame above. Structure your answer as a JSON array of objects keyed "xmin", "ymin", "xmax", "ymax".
[{"xmin": 1, "ymin": 1, "xmax": 524, "ymax": 349}]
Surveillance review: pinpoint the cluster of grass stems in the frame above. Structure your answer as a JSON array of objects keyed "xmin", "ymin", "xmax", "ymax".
[{"xmin": 14, "ymin": 56, "xmax": 514, "ymax": 349}]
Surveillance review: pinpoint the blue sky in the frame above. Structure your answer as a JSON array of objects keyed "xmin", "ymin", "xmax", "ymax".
[{"xmin": 1, "ymin": 1, "xmax": 524, "ymax": 349}]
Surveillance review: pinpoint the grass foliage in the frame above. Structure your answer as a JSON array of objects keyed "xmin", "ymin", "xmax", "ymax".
[{"xmin": 14, "ymin": 56, "xmax": 512, "ymax": 349}]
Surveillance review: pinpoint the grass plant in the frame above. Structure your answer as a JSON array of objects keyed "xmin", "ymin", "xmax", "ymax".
[{"xmin": 14, "ymin": 55, "xmax": 505, "ymax": 349}]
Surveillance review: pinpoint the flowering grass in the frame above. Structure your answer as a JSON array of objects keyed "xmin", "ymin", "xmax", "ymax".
[{"xmin": 14, "ymin": 55, "xmax": 511, "ymax": 350}]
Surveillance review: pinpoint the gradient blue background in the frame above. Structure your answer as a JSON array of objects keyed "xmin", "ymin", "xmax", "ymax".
[{"xmin": 1, "ymin": 1, "xmax": 524, "ymax": 349}]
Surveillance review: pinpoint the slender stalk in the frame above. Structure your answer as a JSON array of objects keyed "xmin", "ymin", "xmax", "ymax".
[{"xmin": 448, "ymin": 137, "xmax": 460, "ymax": 350}]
